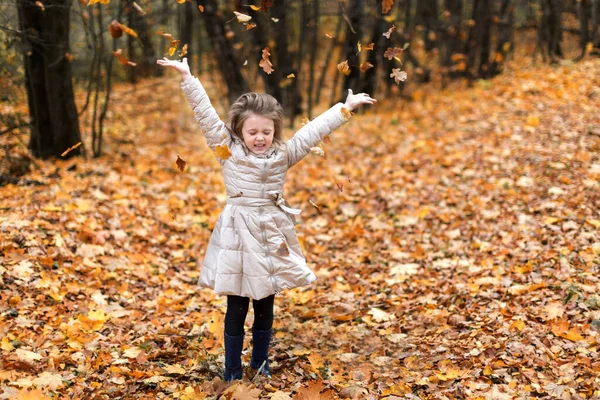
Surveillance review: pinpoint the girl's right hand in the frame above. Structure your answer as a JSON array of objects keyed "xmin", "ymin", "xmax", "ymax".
[{"xmin": 156, "ymin": 57, "xmax": 191, "ymax": 80}]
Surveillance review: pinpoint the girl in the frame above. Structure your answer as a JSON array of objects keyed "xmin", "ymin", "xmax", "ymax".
[{"xmin": 157, "ymin": 57, "xmax": 376, "ymax": 381}]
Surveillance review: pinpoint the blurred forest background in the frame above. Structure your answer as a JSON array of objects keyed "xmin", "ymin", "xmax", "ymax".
[{"xmin": 1, "ymin": 0, "xmax": 599, "ymax": 167}]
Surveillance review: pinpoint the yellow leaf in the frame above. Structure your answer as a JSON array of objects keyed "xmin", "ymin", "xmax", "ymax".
[
  {"xmin": 586, "ymin": 219, "xmax": 600, "ymax": 228},
  {"xmin": 292, "ymin": 348, "xmax": 311, "ymax": 356},
  {"xmin": 483, "ymin": 365, "xmax": 493, "ymax": 376},
  {"xmin": 1, "ymin": 337, "xmax": 14, "ymax": 351},
  {"xmin": 163, "ymin": 364, "xmax": 186, "ymax": 375},
  {"xmin": 510, "ymin": 320, "xmax": 525, "ymax": 331},
  {"xmin": 337, "ymin": 60, "xmax": 351, "ymax": 76},
  {"xmin": 526, "ymin": 115, "xmax": 540, "ymax": 127},
  {"xmin": 340, "ymin": 107, "xmax": 353, "ymax": 121},
  {"xmin": 215, "ymin": 144, "xmax": 232, "ymax": 160},
  {"xmin": 544, "ymin": 216, "xmax": 561, "ymax": 225},
  {"xmin": 357, "ymin": 41, "xmax": 362, "ymax": 53},
  {"xmin": 249, "ymin": 5, "xmax": 261, "ymax": 11},
  {"xmin": 169, "ymin": 46, "xmax": 176, "ymax": 56},
  {"xmin": 287, "ymin": 73, "xmax": 295, "ymax": 78}
]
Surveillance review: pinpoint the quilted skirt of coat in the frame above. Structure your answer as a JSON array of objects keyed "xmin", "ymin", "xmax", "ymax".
[{"xmin": 198, "ymin": 199, "xmax": 317, "ymax": 300}]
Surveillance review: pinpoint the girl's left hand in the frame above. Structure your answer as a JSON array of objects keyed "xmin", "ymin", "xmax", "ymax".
[{"xmin": 344, "ymin": 89, "xmax": 377, "ymax": 111}]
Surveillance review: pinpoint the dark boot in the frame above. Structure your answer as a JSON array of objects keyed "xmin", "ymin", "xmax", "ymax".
[
  {"xmin": 224, "ymin": 332, "xmax": 244, "ymax": 382},
  {"xmin": 250, "ymin": 327, "xmax": 272, "ymax": 378}
]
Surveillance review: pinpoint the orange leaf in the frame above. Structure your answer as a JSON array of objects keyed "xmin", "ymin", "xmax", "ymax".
[
  {"xmin": 360, "ymin": 62, "xmax": 374, "ymax": 72},
  {"xmin": 382, "ymin": 0, "xmax": 394, "ymax": 14},
  {"xmin": 117, "ymin": 22, "xmax": 137, "ymax": 38},
  {"xmin": 259, "ymin": 47, "xmax": 274, "ymax": 74},
  {"xmin": 294, "ymin": 380, "xmax": 335, "ymax": 400},
  {"xmin": 364, "ymin": 42, "xmax": 375, "ymax": 51},
  {"xmin": 175, "ymin": 155, "xmax": 186, "ymax": 172},
  {"xmin": 198, "ymin": 5, "xmax": 204, "ymax": 12},
  {"xmin": 215, "ymin": 144, "xmax": 232, "ymax": 160},
  {"xmin": 383, "ymin": 24, "xmax": 396, "ymax": 39},
  {"xmin": 337, "ymin": 60, "xmax": 351, "ymax": 76}
]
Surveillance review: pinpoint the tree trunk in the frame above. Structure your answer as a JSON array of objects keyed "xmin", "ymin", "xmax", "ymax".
[
  {"xmin": 246, "ymin": 0, "xmax": 280, "ymax": 98},
  {"xmin": 465, "ymin": 0, "xmax": 492, "ymax": 80},
  {"xmin": 539, "ymin": 0, "xmax": 564, "ymax": 61},
  {"xmin": 442, "ymin": 0, "xmax": 463, "ymax": 67},
  {"xmin": 315, "ymin": 11, "xmax": 342, "ymax": 104},
  {"xmin": 361, "ymin": 1, "xmax": 386, "ymax": 99},
  {"xmin": 196, "ymin": 0, "xmax": 248, "ymax": 103},
  {"xmin": 17, "ymin": 0, "xmax": 82, "ymax": 159},
  {"xmin": 415, "ymin": 0, "xmax": 439, "ymax": 51},
  {"xmin": 307, "ymin": 0, "xmax": 319, "ymax": 119},
  {"xmin": 342, "ymin": 0, "xmax": 363, "ymax": 98},
  {"xmin": 490, "ymin": 0, "xmax": 515, "ymax": 75},
  {"xmin": 273, "ymin": 0, "xmax": 301, "ymax": 124},
  {"xmin": 127, "ymin": 0, "xmax": 162, "ymax": 78},
  {"xmin": 180, "ymin": 1, "xmax": 194, "ymax": 72},
  {"xmin": 592, "ymin": 0, "xmax": 599, "ymax": 48}
]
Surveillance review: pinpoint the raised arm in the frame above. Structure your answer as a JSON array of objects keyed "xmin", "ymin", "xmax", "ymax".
[
  {"xmin": 157, "ymin": 57, "xmax": 232, "ymax": 162},
  {"xmin": 286, "ymin": 89, "xmax": 376, "ymax": 167}
]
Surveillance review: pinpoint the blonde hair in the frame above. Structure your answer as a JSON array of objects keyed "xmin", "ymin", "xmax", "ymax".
[{"xmin": 228, "ymin": 92, "xmax": 284, "ymax": 145}]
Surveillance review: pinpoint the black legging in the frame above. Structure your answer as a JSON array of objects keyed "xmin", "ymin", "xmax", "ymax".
[{"xmin": 225, "ymin": 294, "xmax": 274, "ymax": 336}]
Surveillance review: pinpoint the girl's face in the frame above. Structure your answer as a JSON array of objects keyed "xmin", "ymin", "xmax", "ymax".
[{"xmin": 241, "ymin": 113, "xmax": 274, "ymax": 154}]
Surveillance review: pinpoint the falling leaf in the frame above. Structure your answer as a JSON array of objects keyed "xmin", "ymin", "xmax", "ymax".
[
  {"xmin": 35, "ymin": 1, "xmax": 45, "ymax": 11},
  {"xmin": 287, "ymin": 73, "xmax": 295, "ymax": 78},
  {"xmin": 88, "ymin": 0, "xmax": 110, "ymax": 4},
  {"xmin": 260, "ymin": 0, "xmax": 274, "ymax": 12},
  {"xmin": 341, "ymin": 107, "xmax": 353, "ymax": 121},
  {"xmin": 276, "ymin": 241, "xmax": 289, "ymax": 256},
  {"xmin": 360, "ymin": 62, "xmax": 374, "ymax": 72},
  {"xmin": 112, "ymin": 49, "xmax": 136, "ymax": 67},
  {"xmin": 383, "ymin": 24, "xmax": 396, "ymax": 39},
  {"xmin": 384, "ymin": 47, "xmax": 405, "ymax": 60},
  {"xmin": 157, "ymin": 31, "xmax": 179, "ymax": 47},
  {"xmin": 132, "ymin": 1, "xmax": 145, "ymax": 15},
  {"xmin": 337, "ymin": 60, "xmax": 351, "ymax": 76},
  {"xmin": 309, "ymin": 146, "xmax": 326, "ymax": 158},
  {"xmin": 364, "ymin": 43, "xmax": 374, "ymax": 51},
  {"xmin": 357, "ymin": 41, "xmax": 362, "ymax": 54},
  {"xmin": 61, "ymin": 141, "xmax": 82, "ymax": 157},
  {"xmin": 116, "ymin": 21, "xmax": 137, "ymax": 38},
  {"xmin": 382, "ymin": 0, "xmax": 394, "ymax": 13},
  {"xmin": 109, "ymin": 20, "xmax": 123, "ymax": 38},
  {"xmin": 169, "ymin": 47, "xmax": 177, "ymax": 56},
  {"xmin": 259, "ymin": 47, "xmax": 274, "ymax": 74},
  {"xmin": 249, "ymin": 5, "xmax": 261, "ymax": 11},
  {"xmin": 271, "ymin": 17, "xmax": 279, "ymax": 23},
  {"xmin": 233, "ymin": 11, "xmax": 252, "ymax": 23},
  {"xmin": 179, "ymin": 44, "xmax": 188, "ymax": 57},
  {"xmin": 175, "ymin": 155, "xmax": 186, "ymax": 172},
  {"xmin": 215, "ymin": 144, "xmax": 232, "ymax": 160},
  {"xmin": 245, "ymin": 23, "xmax": 257, "ymax": 30},
  {"xmin": 390, "ymin": 68, "xmax": 407, "ymax": 84},
  {"xmin": 198, "ymin": 5, "xmax": 204, "ymax": 12},
  {"xmin": 325, "ymin": 33, "xmax": 334, "ymax": 39}
]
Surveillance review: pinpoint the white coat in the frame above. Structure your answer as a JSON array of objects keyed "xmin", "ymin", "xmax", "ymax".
[{"xmin": 181, "ymin": 76, "xmax": 349, "ymax": 300}]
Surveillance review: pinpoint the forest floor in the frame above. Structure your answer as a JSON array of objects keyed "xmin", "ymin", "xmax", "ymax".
[{"xmin": 1, "ymin": 54, "xmax": 600, "ymax": 399}]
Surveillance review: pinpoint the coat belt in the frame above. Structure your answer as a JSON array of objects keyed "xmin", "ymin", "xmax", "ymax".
[{"xmin": 226, "ymin": 191, "xmax": 302, "ymax": 217}]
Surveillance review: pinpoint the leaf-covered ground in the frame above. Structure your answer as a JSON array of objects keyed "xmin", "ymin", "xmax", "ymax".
[{"xmin": 1, "ymin": 58, "xmax": 600, "ymax": 399}]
